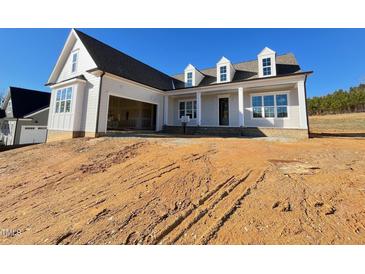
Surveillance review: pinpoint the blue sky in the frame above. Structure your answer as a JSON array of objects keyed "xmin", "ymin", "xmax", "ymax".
[{"xmin": 0, "ymin": 28, "xmax": 364, "ymax": 98}]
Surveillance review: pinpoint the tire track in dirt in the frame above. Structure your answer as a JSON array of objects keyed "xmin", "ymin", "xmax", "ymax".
[
  {"xmin": 199, "ymin": 168, "xmax": 268, "ymax": 245},
  {"xmin": 164, "ymin": 171, "xmax": 253, "ymax": 245},
  {"xmin": 107, "ymin": 148, "xmax": 217, "ymax": 244},
  {"xmin": 147, "ymin": 172, "xmax": 249, "ymax": 245}
]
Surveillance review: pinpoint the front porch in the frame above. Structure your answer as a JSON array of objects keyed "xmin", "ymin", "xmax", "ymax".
[{"xmin": 162, "ymin": 75, "xmax": 309, "ymax": 139}]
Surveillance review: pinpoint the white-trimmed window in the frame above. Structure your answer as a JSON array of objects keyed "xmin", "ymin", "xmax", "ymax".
[
  {"xmin": 179, "ymin": 100, "xmax": 197, "ymax": 119},
  {"xmin": 264, "ymin": 95, "xmax": 275, "ymax": 118},
  {"xmin": 252, "ymin": 93, "xmax": 288, "ymax": 118},
  {"xmin": 276, "ymin": 94, "xmax": 288, "ymax": 118},
  {"xmin": 55, "ymin": 87, "xmax": 72, "ymax": 113},
  {"xmin": 186, "ymin": 72, "xmax": 193, "ymax": 87},
  {"xmin": 220, "ymin": 66, "xmax": 227, "ymax": 82},
  {"xmin": 262, "ymin": 57, "xmax": 271, "ymax": 76},
  {"xmin": 71, "ymin": 51, "xmax": 78, "ymax": 73}
]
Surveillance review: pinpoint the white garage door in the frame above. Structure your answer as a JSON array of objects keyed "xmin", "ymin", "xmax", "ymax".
[{"xmin": 19, "ymin": 126, "xmax": 48, "ymax": 144}]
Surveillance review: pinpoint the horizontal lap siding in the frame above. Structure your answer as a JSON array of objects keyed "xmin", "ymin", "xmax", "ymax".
[
  {"xmin": 170, "ymin": 92, "xmax": 239, "ymax": 127},
  {"xmin": 83, "ymin": 73, "xmax": 101, "ymax": 132},
  {"xmin": 244, "ymin": 88, "xmax": 300, "ymax": 128}
]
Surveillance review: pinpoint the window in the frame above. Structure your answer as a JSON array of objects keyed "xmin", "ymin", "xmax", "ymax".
[
  {"xmin": 262, "ymin": 57, "xmax": 271, "ymax": 76},
  {"xmin": 179, "ymin": 100, "xmax": 197, "ymax": 119},
  {"xmin": 252, "ymin": 93, "xmax": 288, "ymax": 118},
  {"xmin": 71, "ymin": 51, "xmax": 78, "ymax": 73},
  {"xmin": 264, "ymin": 95, "xmax": 275, "ymax": 118},
  {"xmin": 55, "ymin": 87, "xmax": 72, "ymax": 113},
  {"xmin": 186, "ymin": 72, "xmax": 193, "ymax": 87},
  {"xmin": 276, "ymin": 94, "xmax": 288, "ymax": 117},
  {"xmin": 252, "ymin": 96, "xmax": 262, "ymax": 118},
  {"xmin": 220, "ymin": 66, "xmax": 227, "ymax": 82}
]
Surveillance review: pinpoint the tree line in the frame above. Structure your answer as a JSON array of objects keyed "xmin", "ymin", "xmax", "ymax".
[{"xmin": 307, "ymin": 84, "xmax": 365, "ymax": 115}]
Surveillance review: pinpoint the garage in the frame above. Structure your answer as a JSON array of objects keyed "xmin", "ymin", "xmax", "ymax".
[
  {"xmin": 19, "ymin": 125, "xmax": 48, "ymax": 144},
  {"xmin": 107, "ymin": 96, "xmax": 157, "ymax": 131}
]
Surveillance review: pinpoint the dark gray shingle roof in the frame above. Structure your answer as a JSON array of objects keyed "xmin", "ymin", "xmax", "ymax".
[
  {"xmin": 74, "ymin": 30, "xmax": 304, "ymax": 91},
  {"xmin": 7, "ymin": 87, "xmax": 50, "ymax": 118},
  {"xmin": 172, "ymin": 53, "xmax": 301, "ymax": 89},
  {"xmin": 75, "ymin": 29, "xmax": 174, "ymax": 91}
]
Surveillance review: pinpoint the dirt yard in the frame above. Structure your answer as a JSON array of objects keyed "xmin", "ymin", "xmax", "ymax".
[{"xmin": 0, "ymin": 135, "xmax": 365, "ymax": 244}]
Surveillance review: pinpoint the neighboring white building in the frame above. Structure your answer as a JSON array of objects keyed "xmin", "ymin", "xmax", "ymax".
[{"xmin": 46, "ymin": 29, "xmax": 312, "ymax": 141}]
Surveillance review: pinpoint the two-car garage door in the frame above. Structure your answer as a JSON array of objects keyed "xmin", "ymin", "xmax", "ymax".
[{"xmin": 19, "ymin": 126, "xmax": 47, "ymax": 144}]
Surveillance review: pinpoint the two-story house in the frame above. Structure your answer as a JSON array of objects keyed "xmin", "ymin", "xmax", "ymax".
[{"xmin": 46, "ymin": 29, "xmax": 312, "ymax": 141}]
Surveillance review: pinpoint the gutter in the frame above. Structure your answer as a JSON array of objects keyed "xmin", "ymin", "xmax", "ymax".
[{"xmin": 95, "ymin": 71, "xmax": 105, "ymax": 135}]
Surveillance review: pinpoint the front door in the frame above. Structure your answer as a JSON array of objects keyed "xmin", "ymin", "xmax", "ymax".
[{"xmin": 219, "ymin": 97, "xmax": 229, "ymax": 126}]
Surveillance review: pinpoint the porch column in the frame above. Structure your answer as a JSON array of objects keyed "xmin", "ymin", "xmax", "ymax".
[
  {"xmin": 164, "ymin": 95, "xmax": 169, "ymax": 126},
  {"xmin": 297, "ymin": 80, "xmax": 308, "ymax": 129},
  {"xmin": 238, "ymin": 87, "xmax": 244, "ymax": 127},
  {"xmin": 196, "ymin": 92, "xmax": 201, "ymax": 126}
]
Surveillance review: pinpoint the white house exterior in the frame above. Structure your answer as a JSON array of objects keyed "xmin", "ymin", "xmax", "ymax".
[{"xmin": 46, "ymin": 29, "xmax": 312, "ymax": 142}]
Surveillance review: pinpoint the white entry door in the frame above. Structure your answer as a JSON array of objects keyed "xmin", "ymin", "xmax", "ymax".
[{"xmin": 19, "ymin": 126, "xmax": 48, "ymax": 144}]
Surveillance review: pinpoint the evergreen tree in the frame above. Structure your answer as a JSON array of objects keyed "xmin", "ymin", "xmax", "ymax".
[{"xmin": 307, "ymin": 84, "xmax": 365, "ymax": 115}]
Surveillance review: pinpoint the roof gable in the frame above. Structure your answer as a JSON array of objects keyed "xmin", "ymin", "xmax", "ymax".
[
  {"xmin": 258, "ymin": 47, "xmax": 276, "ymax": 56},
  {"xmin": 74, "ymin": 29, "xmax": 174, "ymax": 91},
  {"xmin": 184, "ymin": 64, "xmax": 196, "ymax": 71},
  {"xmin": 47, "ymin": 29, "xmax": 96, "ymax": 85},
  {"xmin": 217, "ymin": 56, "xmax": 231, "ymax": 65}
]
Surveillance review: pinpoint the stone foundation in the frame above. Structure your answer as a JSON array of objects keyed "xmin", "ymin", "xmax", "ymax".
[
  {"xmin": 163, "ymin": 126, "xmax": 308, "ymax": 139},
  {"xmin": 46, "ymin": 130, "xmax": 104, "ymax": 142}
]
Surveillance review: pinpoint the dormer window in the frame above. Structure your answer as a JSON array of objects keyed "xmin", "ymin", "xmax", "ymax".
[
  {"xmin": 186, "ymin": 72, "xmax": 193, "ymax": 87},
  {"xmin": 258, "ymin": 47, "xmax": 277, "ymax": 78},
  {"xmin": 220, "ymin": 66, "xmax": 227, "ymax": 82},
  {"xmin": 71, "ymin": 51, "xmax": 78, "ymax": 73},
  {"xmin": 262, "ymin": 58, "xmax": 271, "ymax": 76},
  {"xmin": 216, "ymin": 57, "xmax": 235, "ymax": 83},
  {"xmin": 184, "ymin": 64, "xmax": 204, "ymax": 87}
]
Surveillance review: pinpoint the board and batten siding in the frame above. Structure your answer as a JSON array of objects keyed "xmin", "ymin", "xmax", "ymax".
[
  {"xmin": 56, "ymin": 39, "xmax": 96, "ymax": 83},
  {"xmin": 48, "ymin": 36, "xmax": 101, "ymax": 133},
  {"xmin": 97, "ymin": 75, "xmax": 165, "ymax": 133}
]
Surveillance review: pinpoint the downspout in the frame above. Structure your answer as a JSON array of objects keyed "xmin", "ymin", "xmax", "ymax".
[
  {"xmin": 95, "ymin": 71, "xmax": 105, "ymax": 137},
  {"xmin": 303, "ymin": 75, "xmax": 310, "ymax": 138},
  {"xmin": 13, "ymin": 118, "xmax": 19, "ymax": 145}
]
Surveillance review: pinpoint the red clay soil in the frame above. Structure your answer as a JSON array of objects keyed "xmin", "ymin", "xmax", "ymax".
[{"xmin": 0, "ymin": 136, "xmax": 364, "ymax": 244}]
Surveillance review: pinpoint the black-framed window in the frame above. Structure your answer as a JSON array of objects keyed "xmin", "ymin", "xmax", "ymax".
[{"xmin": 179, "ymin": 100, "xmax": 197, "ymax": 119}]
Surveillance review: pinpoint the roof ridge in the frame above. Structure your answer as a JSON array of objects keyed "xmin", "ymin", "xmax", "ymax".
[
  {"xmin": 74, "ymin": 29, "xmax": 173, "ymax": 80},
  {"xmin": 9, "ymin": 86, "xmax": 48, "ymax": 93}
]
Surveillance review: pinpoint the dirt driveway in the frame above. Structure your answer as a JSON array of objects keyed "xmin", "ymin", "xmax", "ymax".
[{"xmin": 0, "ymin": 136, "xmax": 364, "ymax": 244}]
